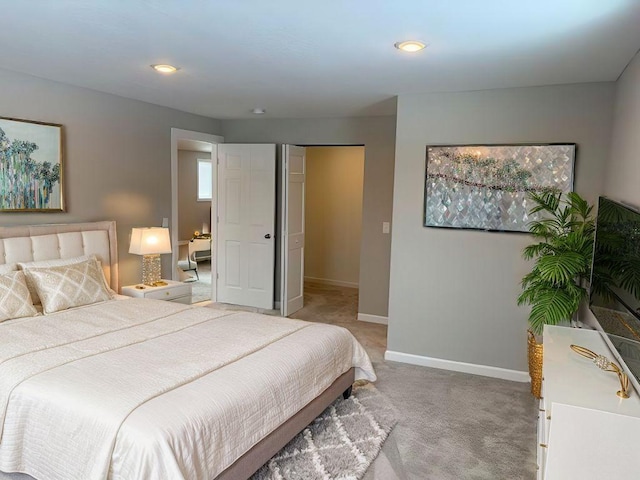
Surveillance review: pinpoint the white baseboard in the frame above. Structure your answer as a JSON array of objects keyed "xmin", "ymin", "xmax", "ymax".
[
  {"xmin": 384, "ymin": 350, "xmax": 529, "ymax": 383},
  {"xmin": 357, "ymin": 313, "xmax": 388, "ymax": 325},
  {"xmin": 304, "ymin": 276, "xmax": 359, "ymax": 288}
]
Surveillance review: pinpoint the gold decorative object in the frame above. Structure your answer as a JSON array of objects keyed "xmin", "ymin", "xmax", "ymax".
[
  {"xmin": 570, "ymin": 344, "xmax": 630, "ymax": 399},
  {"xmin": 528, "ymin": 330, "xmax": 543, "ymax": 398},
  {"xmin": 141, "ymin": 255, "xmax": 167, "ymax": 287}
]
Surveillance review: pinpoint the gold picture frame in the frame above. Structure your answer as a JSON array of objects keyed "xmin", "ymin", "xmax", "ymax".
[{"xmin": 0, "ymin": 116, "xmax": 64, "ymax": 212}]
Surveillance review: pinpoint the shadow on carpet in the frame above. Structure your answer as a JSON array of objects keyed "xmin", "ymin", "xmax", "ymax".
[{"xmin": 251, "ymin": 384, "xmax": 398, "ymax": 480}]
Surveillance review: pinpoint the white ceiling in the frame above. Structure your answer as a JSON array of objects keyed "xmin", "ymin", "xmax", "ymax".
[{"xmin": 2, "ymin": 1, "xmax": 640, "ymax": 119}]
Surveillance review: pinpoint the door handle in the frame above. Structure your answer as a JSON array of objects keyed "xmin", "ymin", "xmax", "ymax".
[{"xmin": 264, "ymin": 234, "xmax": 271, "ymax": 239}]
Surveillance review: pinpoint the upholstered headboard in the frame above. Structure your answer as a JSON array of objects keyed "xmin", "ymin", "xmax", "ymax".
[{"xmin": 0, "ymin": 221, "xmax": 119, "ymax": 290}]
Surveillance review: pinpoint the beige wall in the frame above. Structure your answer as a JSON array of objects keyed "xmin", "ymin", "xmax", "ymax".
[
  {"xmin": 305, "ymin": 146, "xmax": 364, "ymax": 287},
  {"xmin": 604, "ymin": 50, "xmax": 640, "ymax": 206},
  {"xmin": 0, "ymin": 68, "xmax": 221, "ymax": 289},
  {"xmin": 178, "ymin": 150, "xmax": 212, "ymax": 241},
  {"xmin": 388, "ymin": 83, "xmax": 615, "ymax": 372},
  {"xmin": 220, "ymin": 116, "xmax": 396, "ymax": 318}
]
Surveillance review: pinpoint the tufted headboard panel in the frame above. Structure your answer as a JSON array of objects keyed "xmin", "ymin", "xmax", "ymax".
[{"xmin": 0, "ymin": 221, "xmax": 119, "ymax": 290}]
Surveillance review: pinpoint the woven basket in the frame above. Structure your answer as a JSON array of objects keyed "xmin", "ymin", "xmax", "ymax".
[{"xmin": 527, "ymin": 330, "xmax": 543, "ymax": 398}]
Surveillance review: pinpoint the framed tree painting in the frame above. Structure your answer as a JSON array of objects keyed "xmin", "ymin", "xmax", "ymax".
[
  {"xmin": 424, "ymin": 144, "xmax": 575, "ymax": 233},
  {"xmin": 0, "ymin": 116, "xmax": 64, "ymax": 212}
]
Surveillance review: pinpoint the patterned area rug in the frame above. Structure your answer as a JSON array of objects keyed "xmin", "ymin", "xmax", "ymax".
[{"xmin": 251, "ymin": 384, "xmax": 398, "ymax": 480}]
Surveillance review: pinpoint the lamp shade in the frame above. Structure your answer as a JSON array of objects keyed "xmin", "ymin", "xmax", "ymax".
[{"xmin": 129, "ymin": 227, "xmax": 172, "ymax": 255}]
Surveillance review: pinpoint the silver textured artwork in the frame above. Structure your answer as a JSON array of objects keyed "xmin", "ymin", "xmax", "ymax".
[{"xmin": 424, "ymin": 144, "xmax": 575, "ymax": 232}]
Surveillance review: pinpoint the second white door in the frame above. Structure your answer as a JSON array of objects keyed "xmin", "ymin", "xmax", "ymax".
[
  {"xmin": 281, "ymin": 145, "xmax": 306, "ymax": 316},
  {"xmin": 217, "ymin": 144, "xmax": 276, "ymax": 309}
]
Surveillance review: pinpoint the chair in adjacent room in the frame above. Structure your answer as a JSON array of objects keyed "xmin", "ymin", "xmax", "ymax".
[{"xmin": 178, "ymin": 238, "xmax": 211, "ymax": 281}]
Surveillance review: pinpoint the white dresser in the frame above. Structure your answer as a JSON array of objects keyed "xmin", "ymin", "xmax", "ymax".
[
  {"xmin": 538, "ymin": 325, "xmax": 640, "ymax": 479},
  {"xmin": 121, "ymin": 280, "xmax": 192, "ymax": 304}
]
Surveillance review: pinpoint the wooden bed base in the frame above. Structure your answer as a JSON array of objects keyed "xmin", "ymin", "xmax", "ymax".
[{"xmin": 216, "ymin": 368, "xmax": 356, "ymax": 480}]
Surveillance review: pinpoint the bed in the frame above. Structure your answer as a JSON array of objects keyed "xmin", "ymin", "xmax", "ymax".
[{"xmin": 0, "ymin": 221, "xmax": 376, "ymax": 480}]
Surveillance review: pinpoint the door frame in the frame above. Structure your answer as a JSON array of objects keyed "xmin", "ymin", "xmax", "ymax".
[{"xmin": 170, "ymin": 128, "xmax": 224, "ymax": 302}]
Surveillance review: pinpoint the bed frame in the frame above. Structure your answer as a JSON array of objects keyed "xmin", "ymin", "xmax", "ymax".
[
  {"xmin": 0, "ymin": 221, "xmax": 119, "ymax": 290},
  {"xmin": 218, "ymin": 368, "xmax": 354, "ymax": 479},
  {"xmin": 0, "ymin": 221, "xmax": 354, "ymax": 480}
]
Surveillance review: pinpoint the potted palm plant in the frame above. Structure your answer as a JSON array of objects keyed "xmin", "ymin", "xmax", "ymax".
[{"xmin": 517, "ymin": 191, "xmax": 595, "ymax": 397}]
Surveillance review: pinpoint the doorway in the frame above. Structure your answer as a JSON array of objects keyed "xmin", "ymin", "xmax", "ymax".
[
  {"xmin": 170, "ymin": 128, "xmax": 223, "ymax": 304},
  {"xmin": 303, "ymin": 146, "xmax": 365, "ymax": 311},
  {"xmin": 177, "ymin": 144, "xmax": 213, "ymax": 303}
]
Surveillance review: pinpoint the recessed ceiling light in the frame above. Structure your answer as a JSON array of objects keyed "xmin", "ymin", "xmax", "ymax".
[
  {"xmin": 151, "ymin": 64, "xmax": 179, "ymax": 74},
  {"xmin": 394, "ymin": 40, "xmax": 426, "ymax": 53},
  {"xmin": 251, "ymin": 108, "xmax": 266, "ymax": 115}
]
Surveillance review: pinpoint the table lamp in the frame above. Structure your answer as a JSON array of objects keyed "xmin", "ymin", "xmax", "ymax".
[{"xmin": 129, "ymin": 227, "xmax": 172, "ymax": 286}]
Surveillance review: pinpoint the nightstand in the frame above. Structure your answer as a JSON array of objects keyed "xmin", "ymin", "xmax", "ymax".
[{"xmin": 121, "ymin": 280, "xmax": 192, "ymax": 304}]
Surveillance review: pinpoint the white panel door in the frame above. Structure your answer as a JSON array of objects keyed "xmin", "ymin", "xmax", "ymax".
[
  {"xmin": 217, "ymin": 144, "xmax": 276, "ymax": 309},
  {"xmin": 281, "ymin": 145, "xmax": 306, "ymax": 316}
]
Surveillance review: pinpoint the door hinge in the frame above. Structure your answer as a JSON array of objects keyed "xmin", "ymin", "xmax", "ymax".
[{"xmin": 216, "ymin": 273, "xmax": 219, "ymax": 279}]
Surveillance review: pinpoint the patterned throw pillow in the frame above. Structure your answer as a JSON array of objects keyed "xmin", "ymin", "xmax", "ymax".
[
  {"xmin": 0, "ymin": 271, "xmax": 38, "ymax": 323},
  {"xmin": 24, "ymin": 259, "xmax": 114, "ymax": 314},
  {"xmin": 19, "ymin": 255, "xmax": 94, "ymax": 305}
]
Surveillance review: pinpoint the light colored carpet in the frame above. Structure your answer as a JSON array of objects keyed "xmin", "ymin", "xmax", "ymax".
[
  {"xmin": 290, "ymin": 282, "xmax": 538, "ymax": 480},
  {"xmin": 251, "ymin": 384, "xmax": 397, "ymax": 480}
]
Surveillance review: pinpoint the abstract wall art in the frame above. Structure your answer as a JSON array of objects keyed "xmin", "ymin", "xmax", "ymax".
[
  {"xmin": 0, "ymin": 117, "xmax": 64, "ymax": 212},
  {"xmin": 424, "ymin": 144, "xmax": 575, "ymax": 232}
]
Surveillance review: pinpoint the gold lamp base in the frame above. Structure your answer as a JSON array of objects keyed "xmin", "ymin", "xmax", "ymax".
[{"xmin": 141, "ymin": 254, "xmax": 165, "ymax": 286}]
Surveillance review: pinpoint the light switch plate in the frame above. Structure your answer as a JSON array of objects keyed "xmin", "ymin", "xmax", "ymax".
[{"xmin": 382, "ymin": 222, "xmax": 390, "ymax": 234}]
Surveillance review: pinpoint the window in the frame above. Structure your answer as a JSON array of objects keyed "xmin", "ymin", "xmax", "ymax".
[{"xmin": 197, "ymin": 159, "xmax": 212, "ymax": 201}]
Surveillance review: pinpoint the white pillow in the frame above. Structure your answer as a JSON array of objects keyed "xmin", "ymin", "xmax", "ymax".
[
  {"xmin": 0, "ymin": 263, "xmax": 18, "ymax": 275},
  {"xmin": 19, "ymin": 255, "xmax": 96, "ymax": 304},
  {"xmin": 23, "ymin": 259, "xmax": 114, "ymax": 314},
  {"xmin": 0, "ymin": 271, "xmax": 38, "ymax": 322}
]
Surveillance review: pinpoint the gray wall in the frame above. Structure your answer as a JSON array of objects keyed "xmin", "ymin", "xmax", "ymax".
[
  {"xmin": 604, "ymin": 50, "xmax": 640, "ymax": 206},
  {"xmin": 0, "ymin": 68, "xmax": 221, "ymax": 288},
  {"xmin": 221, "ymin": 116, "xmax": 396, "ymax": 318},
  {"xmin": 178, "ymin": 150, "xmax": 212, "ymax": 241},
  {"xmin": 388, "ymin": 83, "xmax": 615, "ymax": 372}
]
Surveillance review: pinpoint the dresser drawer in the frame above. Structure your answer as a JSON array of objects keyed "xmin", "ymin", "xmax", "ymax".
[{"xmin": 145, "ymin": 284, "xmax": 191, "ymax": 301}]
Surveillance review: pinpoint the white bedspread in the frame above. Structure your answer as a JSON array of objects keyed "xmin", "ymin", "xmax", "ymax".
[{"xmin": 0, "ymin": 299, "xmax": 375, "ymax": 480}]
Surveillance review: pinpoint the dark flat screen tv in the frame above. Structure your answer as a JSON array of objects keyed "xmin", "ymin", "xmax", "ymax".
[{"xmin": 589, "ymin": 197, "xmax": 640, "ymax": 387}]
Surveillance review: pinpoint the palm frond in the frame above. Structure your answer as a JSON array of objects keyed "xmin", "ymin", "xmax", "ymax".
[
  {"xmin": 536, "ymin": 252, "xmax": 586, "ymax": 284},
  {"xmin": 518, "ymin": 191, "xmax": 594, "ymax": 333},
  {"xmin": 527, "ymin": 287, "xmax": 578, "ymax": 334}
]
